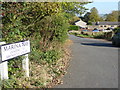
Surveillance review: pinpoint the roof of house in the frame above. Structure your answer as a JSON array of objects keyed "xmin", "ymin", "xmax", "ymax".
[
  {"xmin": 92, "ymin": 22, "xmax": 119, "ymax": 25},
  {"xmin": 75, "ymin": 20, "xmax": 87, "ymax": 28}
]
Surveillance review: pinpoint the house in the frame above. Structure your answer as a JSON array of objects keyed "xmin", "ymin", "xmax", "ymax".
[
  {"xmin": 75, "ymin": 19, "xmax": 87, "ymax": 28},
  {"xmin": 87, "ymin": 22, "xmax": 119, "ymax": 30}
]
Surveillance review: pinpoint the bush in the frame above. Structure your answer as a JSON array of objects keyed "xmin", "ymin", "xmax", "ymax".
[
  {"xmin": 40, "ymin": 50, "xmax": 61, "ymax": 64},
  {"xmin": 38, "ymin": 13, "xmax": 69, "ymax": 44},
  {"xmin": 1, "ymin": 2, "xmax": 70, "ymax": 88},
  {"xmin": 87, "ymin": 21, "xmax": 92, "ymax": 25},
  {"xmin": 68, "ymin": 25, "xmax": 79, "ymax": 31},
  {"xmin": 113, "ymin": 27, "xmax": 120, "ymax": 33}
]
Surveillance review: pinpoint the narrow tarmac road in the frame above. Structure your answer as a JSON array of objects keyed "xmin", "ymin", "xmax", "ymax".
[{"xmin": 55, "ymin": 35, "xmax": 118, "ymax": 88}]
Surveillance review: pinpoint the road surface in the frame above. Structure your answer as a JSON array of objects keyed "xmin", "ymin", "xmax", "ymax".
[{"xmin": 55, "ymin": 35, "xmax": 118, "ymax": 88}]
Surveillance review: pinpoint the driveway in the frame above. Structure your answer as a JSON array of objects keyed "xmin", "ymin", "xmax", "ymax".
[{"xmin": 55, "ymin": 35, "xmax": 118, "ymax": 88}]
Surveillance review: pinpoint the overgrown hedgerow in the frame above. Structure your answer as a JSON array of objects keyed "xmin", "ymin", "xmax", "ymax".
[
  {"xmin": 1, "ymin": 2, "xmax": 70, "ymax": 88},
  {"xmin": 1, "ymin": 1, "xmax": 88, "ymax": 88}
]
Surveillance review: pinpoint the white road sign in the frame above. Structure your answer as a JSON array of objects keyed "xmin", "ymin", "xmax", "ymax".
[{"xmin": 1, "ymin": 40, "xmax": 30, "ymax": 61}]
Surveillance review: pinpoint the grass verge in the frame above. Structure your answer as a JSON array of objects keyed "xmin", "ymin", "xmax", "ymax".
[
  {"xmin": 69, "ymin": 31, "xmax": 113, "ymax": 41},
  {"xmin": 0, "ymin": 39, "xmax": 72, "ymax": 88}
]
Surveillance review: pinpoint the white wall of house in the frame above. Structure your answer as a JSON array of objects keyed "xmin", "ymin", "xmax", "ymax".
[{"xmin": 87, "ymin": 25, "xmax": 118, "ymax": 30}]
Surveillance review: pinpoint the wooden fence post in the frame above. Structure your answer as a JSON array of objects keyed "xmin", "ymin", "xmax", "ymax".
[
  {"xmin": 22, "ymin": 54, "xmax": 29, "ymax": 77},
  {"xmin": 0, "ymin": 42, "xmax": 8, "ymax": 80}
]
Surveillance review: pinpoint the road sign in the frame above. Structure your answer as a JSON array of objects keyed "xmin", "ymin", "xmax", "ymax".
[{"xmin": 0, "ymin": 40, "xmax": 30, "ymax": 62}]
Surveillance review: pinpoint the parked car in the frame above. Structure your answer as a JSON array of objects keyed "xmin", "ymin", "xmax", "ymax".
[
  {"xmin": 82, "ymin": 30, "xmax": 88, "ymax": 32},
  {"xmin": 99, "ymin": 29, "xmax": 104, "ymax": 32},
  {"xmin": 112, "ymin": 32, "xmax": 120, "ymax": 46},
  {"xmin": 102, "ymin": 29, "xmax": 112, "ymax": 32},
  {"xmin": 92, "ymin": 29, "xmax": 99, "ymax": 32}
]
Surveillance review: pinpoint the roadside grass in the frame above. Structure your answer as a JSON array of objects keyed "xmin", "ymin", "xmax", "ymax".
[
  {"xmin": 77, "ymin": 34, "xmax": 94, "ymax": 38},
  {"xmin": 69, "ymin": 31, "xmax": 113, "ymax": 41},
  {"xmin": 1, "ymin": 39, "xmax": 72, "ymax": 88}
]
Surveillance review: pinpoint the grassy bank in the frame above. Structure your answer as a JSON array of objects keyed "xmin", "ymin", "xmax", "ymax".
[
  {"xmin": 69, "ymin": 31, "xmax": 113, "ymax": 41},
  {"xmin": 1, "ymin": 2, "xmax": 72, "ymax": 88},
  {"xmin": 0, "ymin": 39, "xmax": 72, "ymax": 88}
]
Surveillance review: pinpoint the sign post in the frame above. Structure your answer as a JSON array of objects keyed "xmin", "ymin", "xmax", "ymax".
[
  {"xmin": 0, "ymin": 42, "xmax": 8, "ymax": 80},
  {"xmin": 22, "ymin": 54, "xmax": 29, "ymax": 77},
  {"xmin": 0, "ymin": 61, "xmax": 8, "ymax": 80},
  {"xmin": 0, "ymin": 40, "xmax": 30, "ymax": 80}
]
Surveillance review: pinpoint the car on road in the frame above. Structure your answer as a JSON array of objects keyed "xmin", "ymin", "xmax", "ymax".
[{"xmin": 112, "ymin": 32, "xmax": 120, "ymax": 46}]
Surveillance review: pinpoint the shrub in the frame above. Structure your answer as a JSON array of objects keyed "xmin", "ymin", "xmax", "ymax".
[
  {"xmin": 1, "ymin": 2, "xmax": 69, "ymax": 88},
  {"xmin": 40, "ymin": 50, "xmax": 61, "ymax": 64},
  {"xmin": 113, "ymin": 27, "xmax": 120, "ymax": 33},
  {"xmin": 68, "ymin": 25, "xmax": 79, "ymax": 31}
]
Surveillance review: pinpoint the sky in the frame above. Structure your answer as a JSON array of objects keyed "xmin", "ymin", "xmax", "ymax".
[
  {"xmin": 85, "ymin": 0, "xmax": 119, "ymax": 14},
  {"xmin": 91, "ymin": 0, "xmax": 119, "ymax": 2}
]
